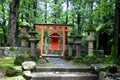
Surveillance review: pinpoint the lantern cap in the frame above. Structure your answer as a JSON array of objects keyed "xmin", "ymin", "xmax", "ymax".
[
  {"xmin": 85, "ymin": 24, "xmax": 96, "ymax": 32},
  {"xmin": 19, "ymin": 22, "xmax": 30, "ymax": 27}
]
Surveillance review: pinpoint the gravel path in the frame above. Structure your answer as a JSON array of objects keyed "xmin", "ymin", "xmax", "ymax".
[{"xmin": 46, "ymin": 57, "xmax": 79, "ymax": 67}]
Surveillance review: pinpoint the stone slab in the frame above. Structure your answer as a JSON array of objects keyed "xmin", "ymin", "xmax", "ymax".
[
  {"xmin": 32, "ymin": 72, "xmax": 98, "ymax": 80},
  {"xmin": 35, "ymin": 67, "xmax": 91, "ymax": 72}
]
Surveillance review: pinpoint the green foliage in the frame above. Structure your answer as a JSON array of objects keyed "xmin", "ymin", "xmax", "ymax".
[
  {"xmin": 65, "ymin": 56, "xmax": 74, "ymax": 60},
  {"xmin": 107, "ymin": 65, "xmax": 117, "ymax": 73},
  {"xmin": 37, "ymin": 58, "xmax": 48, "ymax": 64},
  {"xmin": 14, "ymin": 54, "xmax": 38, "ymax": 65},
  {"xmin": 73, "ymin": 56, "xmax": 84, "ymax": 63},
  {"xmin": 98, "ymin": 65, "xmax": 118, "ymax": 74},
  {"xmin": 106, "ymin": 45, "xmax": 120, "ymax": 65},
  {"xmin": 72, "ymin": 55, "xmax": 105, "ymax": 65},
  {"xmin": 5, "ymin": 66, "xmax": 22, "ymax": 77},
  {"xmin": 37, "ymin": 58, "xmax": 51, "ymax": 66},
  {"xmin": 83, "ymin": 55, "xmax": 99, "ymax": 64}
]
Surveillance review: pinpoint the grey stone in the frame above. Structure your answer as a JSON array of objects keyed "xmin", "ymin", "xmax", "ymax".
[
  {"xmin": 2, "ymin": 47, "xmax": 21, "ymax": 57},
  {"xmin": 22, "ymin": 61, "xmax": 36, "ymax": 70},
  {"xmin": 23, "ymin": 71, "xmax": 32, "ymax": 80},
  {"xmin": 31, "ymin": 72, "xmax": 98, "ymax": 80},
  {"xmin": 99, "ymin": 71, "xmax": 107, "ymax": 80},
  {"xmin": 31, "ymin": 57, "xmax": 98, "ymax": 80},
  {"xmin": 91, "ymin": 64, "xmax": 106, "ymax": 74}
]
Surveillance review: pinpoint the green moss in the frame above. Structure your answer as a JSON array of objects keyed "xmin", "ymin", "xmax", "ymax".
[
  {"xmin": 6, "ymin": 76, "xmax": 25, "ymax": 80},
  {"xmin": 36, "ymin": 58, "xmax": 52, "ymax": 66},
  {"xmin": 19, "ymin": 33, "xmax": 30, "ymax": 39},
  {"xmin": 85, "ymin": 24, "xmax": 96, "ymax": 31},
  {"xmin": 72, "ymin": 56, "xmax": 83, "ymax": 63},
  {"xmin": 0, "ymin": 57, "xmax": 23, "ymax": 78},
  {"xmin": 20, "ymin": 22, "xmax": 30, "ymax": 27},
  {"xmin": 9, "ymin": 47, "xmax": 15, "ymax": 51},
  {"xmin": 5, "ymin": 66, "xmax": 22, "ymax": 77},
  {"xmin": 37, "ymin": 58, "xmax": 48, "ymax": 64},
  {"xmin": 83, "ymin": 55, "xmax": 98, "ymax": 64},
  {"xmin": 0, "ymin": 57, "xmax": 15, "ymax": 71},
  {"xmin": 14, "ymin": 54, "xmax": 38, "ymax": 66}
]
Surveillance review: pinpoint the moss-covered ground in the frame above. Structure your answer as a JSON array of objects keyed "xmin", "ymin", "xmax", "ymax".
[{"xmin": 0, "ymin": 57, "xmax": 25, "ymax": 80}]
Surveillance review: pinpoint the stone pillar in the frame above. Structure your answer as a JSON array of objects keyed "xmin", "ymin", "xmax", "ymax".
[
  {"xmin": 86, "ymin": 31, "xmax": 95, "ymax": 56},
  {"xmin": 67, "ymin": 36, "xmax": 74, "ymax": 57},
  {"xmin": 19, "ymin": 23, "xmax": 30, "ymax": 54},
  {"xmin": 29, "ymin": 31, "xmax": 38, "ymax": 54},
  {"xmin": 75, "ymin": 35, "xmax": 82, "ymax": 56}
]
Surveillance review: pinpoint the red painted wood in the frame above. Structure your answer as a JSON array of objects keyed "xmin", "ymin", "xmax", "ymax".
[
  {"xmin": 49, "ymin": 32, "xmax": 61, "ymax": 50},
  {"xmin": 35, "ymin": 23, "xmax": 73, "ymax": 27}
]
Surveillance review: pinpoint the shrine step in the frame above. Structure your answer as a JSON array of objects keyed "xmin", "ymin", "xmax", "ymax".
[
  {"xmin": 31, "ymin": 72, "xmax": 98, "ymax": 80},
  {"xmin": 35, "ymin": 67, "xmax": 91, "ymax": 72},
  {"xmin": 43, "ymin": 55, "xmax": 63, "ymax": 58},
  {"xmin": 49, "ymin": 50, "xmax": 62, "ymax": 55}
]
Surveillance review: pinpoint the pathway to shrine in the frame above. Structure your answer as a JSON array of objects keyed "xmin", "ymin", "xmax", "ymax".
[
  {"xmin": 45, "ymin": 57, "xmax": 81, "ymax": 67},
  {"xmin": 30, "ymin": 57, "xmax": 98, "ymax": 80}
]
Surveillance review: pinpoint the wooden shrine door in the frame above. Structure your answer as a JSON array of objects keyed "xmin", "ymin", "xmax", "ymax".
[{"xmin": 49, "ymin": 32, "xmax": 61, "ymax": 50}]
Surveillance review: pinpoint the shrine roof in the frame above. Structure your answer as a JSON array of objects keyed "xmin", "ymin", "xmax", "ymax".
[
  {"xmin": 48, "ymin": 32, "xmax": 62, "ymax": 38},
  {"xmin": 34, "ymin": 24, "xmax": 73, "ymax": 27}
]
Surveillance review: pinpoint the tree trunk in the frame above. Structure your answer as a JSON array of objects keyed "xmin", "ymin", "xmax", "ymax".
[
  {"xmin": 114, "ymin": 0, "xmax": 120, "ymax": 56},
  {"xmin": 66, "ymin": 0, "xmax": 69, "ymax": 24},
  {"xmin": 90, "ymin": 1, "xmax": 93, "ymax": 24},
  {"xmin": 72, "ymin": 3, "xmax": 75, "ymax": 33},
  {"xmin": 77, "ymin": 12, "xmax": 81, "ymax": 35},
  {"xmin": 7, "ymin": 0, "xmax": 20, "ymax": 46},
  {"xmin": 54, "ymin": 0, "xmax": 57, "ymax": 23},
  {"xmin": 44, "ymin": 0, "xmax": 47, "ymax": 23}
]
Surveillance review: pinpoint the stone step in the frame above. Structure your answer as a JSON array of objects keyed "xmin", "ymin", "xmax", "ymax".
[
  {"xmin": 42, "ymin": 55, "xmax": 63, "ymax": 58},
  {"xmin": 35, "ymin": 67, "xmax": 91, "ymax": 72},
  {"xmin": 31, "ymin": 72, "xmax": 98, "ymax": 80}
]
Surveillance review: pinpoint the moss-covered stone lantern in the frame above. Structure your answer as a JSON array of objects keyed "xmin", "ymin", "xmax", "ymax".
[
  {"xmin": 19, "ymin": 22, "xmax": 30, "ymax": 54},
  {"xmin": 85, "ymin": 24, "xmax": 96, "ymax": 56},
  {"xmin": 75, "ymin": 35, "xmax": 83, "ymax": 56},
  {"xmin": 67, "ymin": 36, "xmax": 74, "ymax": 57},
  {"xmin": 29, "ymin": 31, "xmax": 38, "ymax": 54}
]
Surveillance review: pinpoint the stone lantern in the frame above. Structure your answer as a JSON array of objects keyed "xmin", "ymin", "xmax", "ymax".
[
  {"xmin": 67, "ymin": 36, "xmax": 74, "ymax": 57},
  {"xmin": 29, "ymin": 31, "xmax": 38, "ymax": 54},
  {"xmin": 85, "ymin": 25, "xmax": 96, "ymax": 56},
  {"xmin": 19, "ymin": 22, "xmax": 30, "ymax": 54},
  {"xmin": 75, "ymin": 35, "xmax": 82, "ymax": 56}
]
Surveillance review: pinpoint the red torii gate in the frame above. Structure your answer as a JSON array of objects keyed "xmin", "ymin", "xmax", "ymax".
[{"xmin": 34, "ymin": 24, "xmax": 72, "ymax": 57}]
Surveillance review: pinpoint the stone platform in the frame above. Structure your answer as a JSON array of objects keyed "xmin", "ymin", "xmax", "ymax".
[{"xmin": 24, "ymin": 57, "xmax": 98, "ymax": 80}]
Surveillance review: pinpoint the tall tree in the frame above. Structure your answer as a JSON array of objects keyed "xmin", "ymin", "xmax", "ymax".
[
  {"xmin": 7, "ymin": 0, "xmax": 20, "ymax": 46},
  {"xmin": 44, "ymin": 0, "xmax": 48, "ymax": 23},
  {"xmin": 51, "ymin": 0, "xmax": 63, "ymax": 23},
  {"xmin": 114, "ymin": 0, "xmax": 120, "ymax": 56},
  {"xmin": 65, "ymin": 0, "xmax": 69, "ymax": 24}
]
